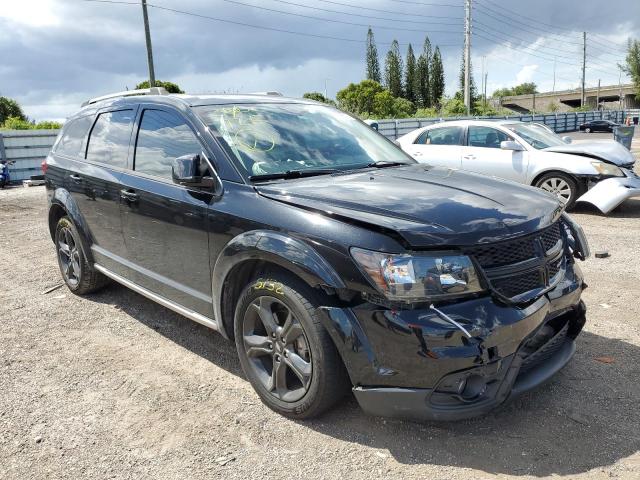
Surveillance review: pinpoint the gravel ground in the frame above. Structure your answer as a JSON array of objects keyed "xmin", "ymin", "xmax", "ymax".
[{"xmin": 1, "ymin": 161, "xmax": 640, "ymax": 479}]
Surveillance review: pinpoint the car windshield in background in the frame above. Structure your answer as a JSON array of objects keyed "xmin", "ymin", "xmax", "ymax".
[
  {"xmin": 504, "ymin": 123, "xmax": 566, "ymax": 150},
  {"xmin": 195, "ymin": 103, "xmax": 413, "ymax": 179}
]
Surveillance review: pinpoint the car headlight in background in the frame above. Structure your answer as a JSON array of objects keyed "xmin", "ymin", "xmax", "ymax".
[
  {"xmin": 351, "ymin": 248, "xmax": 483, "ymax": 302},
  {"xmin": 590, "ymin": 161, "xmax": 623, "ymax": 177}
]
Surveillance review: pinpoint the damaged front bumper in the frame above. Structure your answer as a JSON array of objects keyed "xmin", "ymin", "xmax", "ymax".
[
  {"xmin": 319, "ymin": 262, "xmax": 586, "ymax": 421},
  {"xmin": 577, "ymin": 168, "xmax": 640, "ymax": 214}
]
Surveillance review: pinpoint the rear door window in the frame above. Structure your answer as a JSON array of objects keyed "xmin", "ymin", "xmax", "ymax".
[
  {"xmin": 134, "ymin": 109, "xmax": 202, "ymax": 181},
  {"xmin": 415, "ymin": 126, "xmax": 463, "ymax": 146},
  {"xmin": 55, "ymin": 116, "xmax": 93, "ymax": 158},
  {"xmin": 86, "ymin": 109, "xmax": 134, "ymax": 168}
]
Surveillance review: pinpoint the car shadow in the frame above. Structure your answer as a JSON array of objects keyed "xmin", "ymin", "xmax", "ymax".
[
  {"xmin": 89, "ymin": 284, "xmax": 639, "ymax": 477},
  {"xmin": 573, "ymin": 197, "xmax": 640, "ymax": 219}
]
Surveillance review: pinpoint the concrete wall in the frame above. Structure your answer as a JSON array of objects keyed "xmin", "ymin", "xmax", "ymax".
[{"xmin": 0, "ymin": 129, "xmax": 60, "ymax": 182}]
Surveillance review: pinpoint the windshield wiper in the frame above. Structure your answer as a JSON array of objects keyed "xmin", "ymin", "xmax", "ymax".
[
  {"xmin": 249, "ymin": 168, "xmax": 341, "ymax": 182},
  {"xmin": 366, "ymin": 161, "xmax": 411, "ymax": 168}
]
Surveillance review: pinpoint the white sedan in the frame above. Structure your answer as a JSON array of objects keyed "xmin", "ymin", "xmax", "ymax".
[{"xmin": 397, "ymin": 120, "xmax": 639, "ymax": 213}]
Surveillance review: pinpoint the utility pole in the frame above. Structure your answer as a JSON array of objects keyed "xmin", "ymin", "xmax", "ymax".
[
  {"xmin": 324, "ymin": 78, "xmax": 330, "ymax": 100},
  {"xmin": 552, "ymin": 57, "xmax": 556, "ymax": 93},
  {"xmin": 484, "ymin": 72, "xmax": 488, "ymax": 108},
  {"xmin": 618, "ymin": 68, "xmax": 623, "ymax": 110},
  {"xmin": 464, "ymin": 0, "xmax": 472, "ymax": 115},
  {"xmin": 581, "ymin": 31, "xmax": 586, "ymax": 107},
  {"xmin": 596, "ymin": 78, "xmax": 601, "ymax": 110},
  {"xmin": 141, "ymin": 0, "xmax": 156, "ymax": 88}
]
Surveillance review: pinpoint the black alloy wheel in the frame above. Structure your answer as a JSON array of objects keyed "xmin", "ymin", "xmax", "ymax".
[{"xmin": 234, "ymin": 273, "xmax": 349, "ymax": 418}]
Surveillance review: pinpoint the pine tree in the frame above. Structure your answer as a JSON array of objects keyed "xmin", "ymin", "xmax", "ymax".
[
  {"xmin": 430, "ymin": 47, "xmax": 445, "ymax": 108},
  {"xmin": 384, "ymin": 40, "xmax": 404, "ymax": 98},
  {"xmin": 457, "ymin": 50, "xmax": 477, "ymax": 104},
  {"xmin": 404, "ymin": 44, "xmax": 417, "ymax": 104},
  {"xmin": 416, "ymin": 36, "xmax": 432, "ymax": 108},
  {"xmin": 365, "ymin": 28, "xmax": 381, "ymax": 83}
]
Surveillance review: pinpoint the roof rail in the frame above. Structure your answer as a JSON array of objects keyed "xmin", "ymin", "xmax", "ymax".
[{"xmin": 81, "ymin": 87, "xmax": 169, "ymax": 107}]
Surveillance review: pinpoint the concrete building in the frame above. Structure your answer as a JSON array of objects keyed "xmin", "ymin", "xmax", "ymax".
[{"xmin": 499, "ymin": 84, "xmax": 639, "ymax": 113}]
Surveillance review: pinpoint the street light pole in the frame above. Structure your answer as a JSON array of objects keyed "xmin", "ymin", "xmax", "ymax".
[{"xmin": 141, "ymin": 0, "xmax": 156, "ymax": 88}]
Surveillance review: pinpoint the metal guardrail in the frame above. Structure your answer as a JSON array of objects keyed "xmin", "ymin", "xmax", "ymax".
[
  {"xmin": 372, "ymin": 110, "xmax": 626, "ymax": 139},
  {"xmin": 0, "ymin": 129, "xmax": 60, "ymax": 183}
]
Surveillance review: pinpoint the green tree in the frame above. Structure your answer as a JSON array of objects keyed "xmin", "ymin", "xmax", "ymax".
[
  {"xmin": 512, "ymin": 82, "xmax": 538, "ymax": 95},
  {"xmin": 441, "ymin": 96, "xmax": 467, "ymax": 116},
  {"xmin": 622, "ymin": 39, "xmax": 640, "ymax": 100},
  {"xmin": 302, "ymin": 92, "xmax": 336, "ymax": 106},
  {"xmin": 430, "ymin": 47, "xmax": 445, "ymax": 109},
  {"xmin": 371, "ymin": 90, "xmax": 414, "ymax": 118},
  {"xmin": 34, "ymin": 120, "xmax": 63, "ymax": 129},
  {"xmin": 0, "ymin": 97, "xmax": 26, "ymax": 125},
  {"xmin": 457, "ymin": 52, "xmax": 478, "ymax": 105},
  {"xmin": 414, "ymin": 107, "xmax": 438, "ymax": 118},
  {"xmin": 384, "ymin": 40, "xmax": 404, "ymax": 98},
  {"xmin": 415, "ymin": 37, "xmax": 432, "ymax": 108},
  {"xmin": 135, "ymin": 80, "xmax": 185, "ymax": 94},
  {"xmin": 2, "ymin": 116, "xmax": 33, "ymax": 130},
  {"xmin": 404, "ymin": 44, "xmax": 417, "ymax": 104},
  {"xmin": 336, "ymin": 79, "xmax": 386, "ymax": 116},
  {"xmin": 365, "ymin": 28, "xmax": 381, "ymax": 83}
]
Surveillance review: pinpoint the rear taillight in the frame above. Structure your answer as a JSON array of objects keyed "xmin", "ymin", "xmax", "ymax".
[{"xmin": 41, "ymin": 160, "xmax": 48, "ymax": 174}]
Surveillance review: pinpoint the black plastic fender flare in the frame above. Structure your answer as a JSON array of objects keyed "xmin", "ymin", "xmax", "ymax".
[
  {"xmin": 211, "ymin": 230, "xmax": 345, "ymax": 337},
  {"xmin": 48, "ymin": 188, "xmax": 95, "ymax": 264}
]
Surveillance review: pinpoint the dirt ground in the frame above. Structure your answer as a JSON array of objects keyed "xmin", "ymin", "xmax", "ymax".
[{"xmin": 1, "ymin": 171, "xmax": 639, "ymax": 479}]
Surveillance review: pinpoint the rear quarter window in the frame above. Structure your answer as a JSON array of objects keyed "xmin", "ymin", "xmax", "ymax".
[
  {"xmin": 54, "ymin": 116, "xmax": 93, "ymax": 158},
  {"xmin": 86, "ymin": 109, "xmax": 134, "ymax": 168}
]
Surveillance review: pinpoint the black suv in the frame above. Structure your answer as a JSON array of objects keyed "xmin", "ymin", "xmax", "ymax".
[{"xmin": 45, "ymin": 90, "xmax": 590, "ymax": 421}]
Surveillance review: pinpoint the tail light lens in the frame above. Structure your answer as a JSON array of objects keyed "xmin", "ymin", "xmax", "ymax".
[{"xmin": 41, "ymin": 160, "xmax": 48, "ymax": 174}]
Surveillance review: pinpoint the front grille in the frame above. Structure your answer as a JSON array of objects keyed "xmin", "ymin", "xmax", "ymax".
[
  {"xmin": 465, "ymin": 221, "xmax": 567, "ymax": 301},
  {"xmin": 493, "ymin": 269, "xmax": 543, "ymax": 298}
]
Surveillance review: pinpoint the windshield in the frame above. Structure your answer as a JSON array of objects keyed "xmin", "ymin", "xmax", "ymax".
[
  {"xmin": 195, "ymin": 103, "xmax": 413, "ymax": 179},
  {"xmin": 503, "ymin": 123, "xmax": 566, "ymax": 150}
]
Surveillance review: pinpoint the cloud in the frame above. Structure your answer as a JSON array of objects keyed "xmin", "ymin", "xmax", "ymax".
[
  {"xmin": 516, "ymin": 64, "xmax": 539, "ymax": 84},
  {"xmin": 0, "ymin": 0, "xmax": 638, "ymax": 120}
]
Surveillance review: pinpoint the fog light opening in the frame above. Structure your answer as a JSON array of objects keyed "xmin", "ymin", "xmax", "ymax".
[{"xmin": 460, "ymin": 375, "xmax": 487, "ymax": 401}]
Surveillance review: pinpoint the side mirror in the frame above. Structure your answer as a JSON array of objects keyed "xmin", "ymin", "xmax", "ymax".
[
  {"xmin": 562, "ymin": 136, "xmax": 573, "ymax": 144},
  {"xmin": 393, "ymin": 139, "xmax": 401, "ymax": 147},
  {"xmin": 171, "ymin": 154, "xmax": 215, "ymax": 189},
  {"xmin": 500, "ymin": 140, "xmax": 524, "ymax": 151}
]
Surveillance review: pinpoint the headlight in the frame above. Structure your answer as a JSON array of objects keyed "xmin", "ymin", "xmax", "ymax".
[
  {"xmin": 351, "ymin": 248, "xmax": 484, "ymax": 302},
  {"xmin": 590, "ymin": 161, "xmax": 623, "ymax": 177}
]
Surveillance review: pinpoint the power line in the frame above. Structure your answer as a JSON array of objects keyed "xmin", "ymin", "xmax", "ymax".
[
  {"xmin": 268, "ymin": 0, "xmax": 462, "ymax": 25},
  {"xmin": 146, "ymin": 3, "xmax": 461, "ymax": 48},
  {"xmin": 219, "ymin": 0, "xmax": 462, "ymax": 32},
  {"xmin": 314, "ymin": 0, "xmax": 461, "ymax": 20},
  {"xmin": 384, "ymin": 0, "xmax": 462, "ymax": 7}
]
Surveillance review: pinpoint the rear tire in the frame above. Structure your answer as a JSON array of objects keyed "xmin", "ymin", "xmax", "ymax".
[
  {"xmin": 55, "ymin": 217, "xmax": 109, "ymax": 295},
  {"xmin": 534, "ymin": 172, "xmax": 580, "ymax": 210},
  {"xmin": 585, "ymin": 127, "xmax": 591, "ymax": 133},
  {"xmin": 234, "ymin": 272, "xmax": 349, "ymax": 419}
]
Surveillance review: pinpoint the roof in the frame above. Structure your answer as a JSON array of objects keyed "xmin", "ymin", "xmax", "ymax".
[
  {"xmin": 70, "ymin": 92, "xmax": 318, "ymax": 121},
  {"xmin": 421, "ymin": 119, "xmax": 526, "ymax": 128}
]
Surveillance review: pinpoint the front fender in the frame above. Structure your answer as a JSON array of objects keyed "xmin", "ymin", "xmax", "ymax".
[
  {"xmin": 527, "ymin": 152, "xmax": 600, "ymax": 183},
  {"xmin": 49, "ymin": 188, "xmax": 94, "ymax": 264},
  {"xmin": 211, "ymin": 230, "xmax": 345, "ymax": 337}
]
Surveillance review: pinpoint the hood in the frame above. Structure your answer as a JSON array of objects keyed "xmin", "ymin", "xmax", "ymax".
[
  {"xmin": 543, "ymin": 140, "xmax": 635, "ymax": 167},
  {"xmin": 256, "ymin": 165, "xmax": 564, "ymax": 248}
]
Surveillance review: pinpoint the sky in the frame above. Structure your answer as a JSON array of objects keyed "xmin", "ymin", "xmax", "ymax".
[{"xmin": 0, "ymin": 0, "xmax": 638, "ymax": 122}]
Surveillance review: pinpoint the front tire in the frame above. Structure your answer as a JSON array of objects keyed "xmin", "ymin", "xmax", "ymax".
[
  {"xmin": 55, "ymin": 217, "xmax": 108, "ymax": 295},
  {"xmin": 534, "ymin": 172, "xmax": 580, "ymax": 210},
  {"xmin": 234, "ymin": 273, "xmax": 349, "ymax": 419},
  {"xmin": 585, "ymin": 127, "xmax": 591, "ymax": 133}
]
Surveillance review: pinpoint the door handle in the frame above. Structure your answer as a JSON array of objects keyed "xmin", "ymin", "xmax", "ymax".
[
  {"xmin": 413, "ymin": 151, "xmax": 423, "ymax": 156},
  {"xmin": 463, "ymin": 155, "xmax": 476, "ymax": 160},
  {"xmin": 69, "ymin": 174, "xmax": 82, "ymax": 183},
  {"xmin": 120, "ymin": 189, "xmax": 139, "ymax": 203}
]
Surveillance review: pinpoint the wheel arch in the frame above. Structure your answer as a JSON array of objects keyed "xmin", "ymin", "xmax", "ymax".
[
  {"xmin": 48, "ymin": 188, "xmax": 94, "ymax": 264},
  {"xmin": 212, "ymin": 230, "xmax": 346, "ymax": 339}
]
